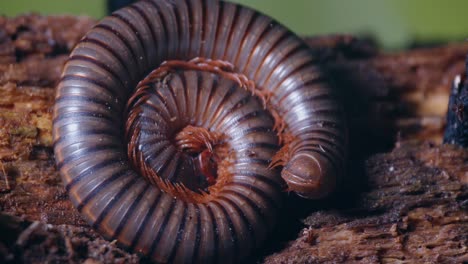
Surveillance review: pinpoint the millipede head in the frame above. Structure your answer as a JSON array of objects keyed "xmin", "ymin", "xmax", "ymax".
[{"xmin": 281, "ymin": 153, "xmax": 337, "ymax": 199}]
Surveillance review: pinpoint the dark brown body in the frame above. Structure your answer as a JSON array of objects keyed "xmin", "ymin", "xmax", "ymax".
[{"xmin": 52, "ymin": 0, "xmax": 347, "ymax": 263}]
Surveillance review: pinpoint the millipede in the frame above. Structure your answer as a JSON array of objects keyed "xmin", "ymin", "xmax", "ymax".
[{"xmin": 52, "ymin": 0, "xmax": 347, "ymax": 263}]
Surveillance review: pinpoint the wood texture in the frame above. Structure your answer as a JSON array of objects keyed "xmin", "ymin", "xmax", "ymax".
[{"xmin": 0, "ymin": 15, "xmax": 466, "ymax": 263}]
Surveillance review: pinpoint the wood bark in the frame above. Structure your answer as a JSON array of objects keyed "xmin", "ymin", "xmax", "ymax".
[{"xmin": 0, "ymin": 15, "xmax": 466, "ymax": 263}]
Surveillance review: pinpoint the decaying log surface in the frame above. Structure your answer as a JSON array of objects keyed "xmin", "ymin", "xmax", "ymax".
[
  {"xmin": 265, "ymin": 143, "xmax": 467, "ymax": 263},
  {"xmin": 0, "ymin": 15, "xmax": 466, "ymax": 263}
]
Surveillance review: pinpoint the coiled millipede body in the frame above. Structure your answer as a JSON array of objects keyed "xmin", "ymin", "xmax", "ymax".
[{"xmin": 52, "ymin": 0, "xmax": 347, "ymax": 263}]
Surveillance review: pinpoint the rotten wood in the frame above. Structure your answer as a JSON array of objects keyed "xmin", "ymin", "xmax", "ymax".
[
  {"xmin": 443, "ymin": 72, "xmax": 468, "ymax": 147},
  {"xmin": 0, "ymin": 15, "xmax": 466, "ymax": 263},
  {"xmin": 264, "ymin": 143, "xmax": 467, "ymax": 264}
]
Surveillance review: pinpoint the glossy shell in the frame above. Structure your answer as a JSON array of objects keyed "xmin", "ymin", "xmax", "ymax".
[{"xmin": 52, "ymin": 0, "xmax": 347, "ymax": 262}]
